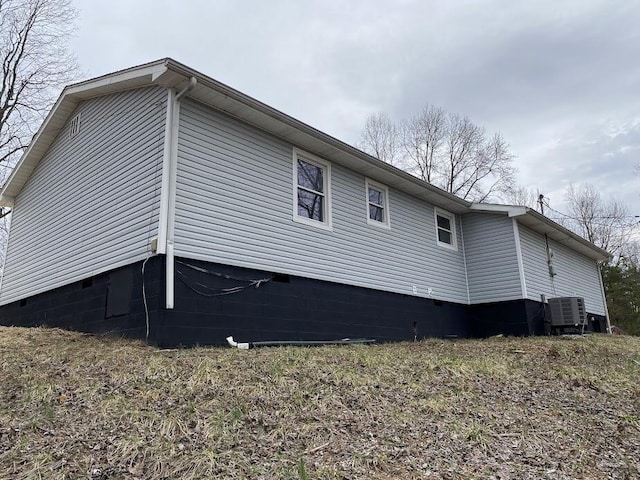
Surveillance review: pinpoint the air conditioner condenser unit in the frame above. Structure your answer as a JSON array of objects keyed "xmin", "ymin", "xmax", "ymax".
[{"xmin": 548, "ymin": 297, "xmax": 587, "ymax": 327}]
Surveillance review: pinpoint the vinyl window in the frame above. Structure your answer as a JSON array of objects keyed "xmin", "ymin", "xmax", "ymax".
[
  {"xmin": 365, "ymin": 179, "xmax": 390, "ymax": 228},
  {"xmin": 435, "ymin": 208, "xmax": 457, "ymax": 250},
  {"xmin": 293, "ymin": 149, "xmax": 331, "ymax": 229}
]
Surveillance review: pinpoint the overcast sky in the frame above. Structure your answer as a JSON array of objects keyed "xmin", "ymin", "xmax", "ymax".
[{"xmin": 70, "ymin": 0, "xmax": 639, "ymax": 218}]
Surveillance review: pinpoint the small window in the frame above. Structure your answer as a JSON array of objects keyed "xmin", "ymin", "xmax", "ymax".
[
  {"xmin": 293, "ymin": 148, "xmax": 331, "ymax": 229},
  {"xmin": 69, "ymin": 113, "xmax": 81, "ymax": 138},
  {"xmin": 435, "ymin": 208, "xmax": 457, "ymax": 250},
  {"xmin": 365, "ymin": 179, "xmax": 390, "ymax": 228}
]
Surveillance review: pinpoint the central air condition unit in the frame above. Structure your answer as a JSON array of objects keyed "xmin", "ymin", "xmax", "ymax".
[{"xmin": 548, "ymin": 297, "xmax": 586, "ymax": 327}]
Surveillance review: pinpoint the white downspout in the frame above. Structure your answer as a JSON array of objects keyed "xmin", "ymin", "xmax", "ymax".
[{"xmin": 164, "ymin": 77, "xmax": 197, "ymax": 309}]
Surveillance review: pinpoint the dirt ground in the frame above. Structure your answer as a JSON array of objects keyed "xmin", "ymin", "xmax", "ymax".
[{"xmin": 1, "ymin": 326, "xmax": 639, "ymax": 479}]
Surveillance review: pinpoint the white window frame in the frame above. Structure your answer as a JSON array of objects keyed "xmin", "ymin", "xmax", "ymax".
[
  {"xmin": 365, "ymin": 178, "xmax": 390, "ymax": 229},
  {"xmin": 434, "ymin": 207, "xmax": 457, "ymax": 251},
  {"xmin": 292, "ymin": 148, "xmax": 332, "ymax": 230}
]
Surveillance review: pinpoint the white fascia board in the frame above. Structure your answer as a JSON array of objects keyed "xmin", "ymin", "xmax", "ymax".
[
  {"xmin": 469, "ymin": 203, "xmax": 527, "ymax": 217},
  {"xmin": 65, "ymin": 63, "xmax": 168, "ymax": 98}
]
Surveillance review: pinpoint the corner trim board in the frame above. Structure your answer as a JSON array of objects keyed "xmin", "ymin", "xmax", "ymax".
[
  {"xmin": 156, "ymin": 88, "xmax": 176, "ymax": 255},
  {"xmin": 512, "ymin": 218, "xmax": 528, "ymax": 299},
  {"xmin": 459, "ymin": 216, "xmax": 471, "ymax": 305},
  {"xmin": 597, "ymin": 264, "xmax": 612, "ymax": 334}
]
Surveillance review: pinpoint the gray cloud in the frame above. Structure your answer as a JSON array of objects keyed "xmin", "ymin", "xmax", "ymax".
[{"xmin": 70, "ymin": 0, "xmax": 640, "ymax": 215}]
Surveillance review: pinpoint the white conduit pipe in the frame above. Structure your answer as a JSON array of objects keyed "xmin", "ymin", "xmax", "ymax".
[{"xmin": 226, "ymin": 336, "xmax": 250, "ymax": 350}]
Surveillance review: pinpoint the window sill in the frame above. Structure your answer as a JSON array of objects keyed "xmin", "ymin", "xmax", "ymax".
[
  {"xmin": 366, "ymin": 218, "xmax": 391, "ymax": 230},
  {"xmin": 436, "ymin": 240, "xmax": 458, "ymax": 251},
  {"xmin": 293, "ymin": 215, "xmax": 333, "ymax": 231}
]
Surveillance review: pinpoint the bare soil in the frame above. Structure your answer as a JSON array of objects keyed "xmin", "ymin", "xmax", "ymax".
[{"xmin": 1, "ymin": 326, "xmax": 639, "ymax": 479}]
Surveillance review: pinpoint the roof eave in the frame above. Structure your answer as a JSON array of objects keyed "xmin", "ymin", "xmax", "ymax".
[
  {"xmin": 0, "ymin": 60, "xmax": 171, "ymax": 202},
  {"xmin": 162, "ymin": 59, "xmax": 472, "ymax": 213},
  {"xmin": 1, "ymin": 57, "xmax": 471, "ymax": 212},
  {"xmin": 470, "ymin": 203, "xmax": 611, "ymax": 262}
]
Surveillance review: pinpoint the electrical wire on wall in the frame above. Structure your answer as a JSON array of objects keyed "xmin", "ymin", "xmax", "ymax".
[
  {"xmin": 140, "ymin": 258, "xmax": 272, "ymax": 343},
  {"xmin": 175, "ymin": 260, "xmax": 272, "ymax": 297},
  {"xmin": 543, "ymin": 233, "xmax": 558, "ymax": 296},
  {"xmin": 141, "ymin": 255, "xmax": 156, "ymax": 341},
  {"xmin": 139, "ymin": 101, "xmax": 165, "ymax": 343}
]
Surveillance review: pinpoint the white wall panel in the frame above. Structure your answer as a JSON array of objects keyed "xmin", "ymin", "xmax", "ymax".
[
  {"xmin": 174, "ymin": 100, "xmax": 469, "ymax": 304},
  {"xmin": 0, "ymin": 87, "xmax": 166, "ymax": 305}
]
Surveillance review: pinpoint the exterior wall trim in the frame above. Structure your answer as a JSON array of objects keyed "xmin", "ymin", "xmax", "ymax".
[
  {"xmin": 597, "ymin": 264, "xmax": 612, "ymax": 333},
  {"xmin": 459, "ymin": 218, "xmax": 471, "ymax": 305},
  {"xmin": 512, "ymin": 218, "xmax": 528, "ymax": 299},
  {"xmin": 156, "ymin": 88, "xmax": 175, "ymax": 255}
]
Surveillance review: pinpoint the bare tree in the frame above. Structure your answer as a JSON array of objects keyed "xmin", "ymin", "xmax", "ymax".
[
  {"xmin": 400, "ymin": 105, "xmax": 446, "ymax": 182},
  {"xmin": 1, "ymin": 0, "xmax": 78, "ymax": 168},
  {"xmin": 357, "ymin": 113, "xmax": 400, "ymax": 166},
  {"xmin": 563, "ymin": 183, "xmax": 638, "ymax": 261},
  {"xmin": 444, "ymin": 126, "xmax": 515, "ymax": 202},
  {"xmin": 0, "ymin": 0, "xmax": 78, "ymax": 268},
  {"xmin": 357, "ymin": 104, "xmax": 517, "ymax": 202},
  {"xmin": 504, "ymin": 185, "xmax": 538, "ymax": 208}
]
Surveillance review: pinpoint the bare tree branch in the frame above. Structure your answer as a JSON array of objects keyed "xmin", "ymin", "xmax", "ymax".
[
  {"xmin": 0, "ymin": 0, "xmax": 79, "ymax": 267},
  {"xmin": 562, "ymin": 183, "xmax": 639, "ymax": 263},
  {"xmin": 357, "ymin": 104, "xmax": 517, "ymax": 202},
  {"xmin": 503, "ymin": 185, "xmax": 538, "ymax": 208},
  {"xmin": 0, "ymin": 0, "xmax": 79, "ymax": 170},
  {"xmin": 401, "ymin": 105, "xmax": 446, "ymax": 182},
  {"xmin": 357, "ymin": 112, "xmax": 401, "ymax": 166}
]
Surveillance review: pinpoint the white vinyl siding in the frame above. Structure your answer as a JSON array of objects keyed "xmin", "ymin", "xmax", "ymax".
[
  {"xmin": 519, "ymin": 224, "xmax": 606, "ymax": 315},
  {"xmin": 174, "ymin": 99, "xmax": 469, "ymax": 303},
  {"xmin": 0, "ymin": 86, "xmax": 166, "ymax": 305},
  {"xmin": 462, "ymin": 213, "xmax": 523, "ymax": 303}
]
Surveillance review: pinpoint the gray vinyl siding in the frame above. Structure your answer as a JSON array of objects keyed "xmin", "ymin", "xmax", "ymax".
[
  {"xmin": 0, "ymin": 86, "xmax": 166, "ymax": 305},
  {"xmin": 518, "ymin": 225, "xmax": 606, "ymax": 315},
  {"xmin": 462, "ymin": 213, "xmax": 522, "ymax": 303},
  {"xmin": 174, "ymin": 99, "xmax": 469, "ymax": 303}
]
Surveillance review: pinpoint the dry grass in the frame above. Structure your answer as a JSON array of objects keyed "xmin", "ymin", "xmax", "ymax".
[{"xmin": 1, "ymin": 327, "xmax": 639, "ymax": 479}]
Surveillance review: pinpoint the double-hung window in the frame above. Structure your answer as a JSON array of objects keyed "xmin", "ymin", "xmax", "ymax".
[
  {"xmin": 434, "ymin": 208, "xmax": 457, "ymax": 250},
  {"xmin": 293, "ymin": 149, "xmax": 331, "ymax": 229},
  {"xmin": 365, "ymin": 179, "xmax": 390, "ymax": 228}
]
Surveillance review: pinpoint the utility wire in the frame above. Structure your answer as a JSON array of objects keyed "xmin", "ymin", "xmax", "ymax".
[{"xmin": 542, "ymin": 199, "xmax": 640, "ymax": 227}]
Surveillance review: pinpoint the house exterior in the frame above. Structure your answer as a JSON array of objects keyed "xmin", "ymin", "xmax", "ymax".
[{"xmin": 0, "ymin": 59, "xmax": 611, "ymax": 346}]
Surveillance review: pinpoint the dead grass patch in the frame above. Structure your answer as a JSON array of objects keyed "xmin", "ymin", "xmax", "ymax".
[{"xmin": 1, "ymin": 327, "xmax": 639, "ymax": 479}]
